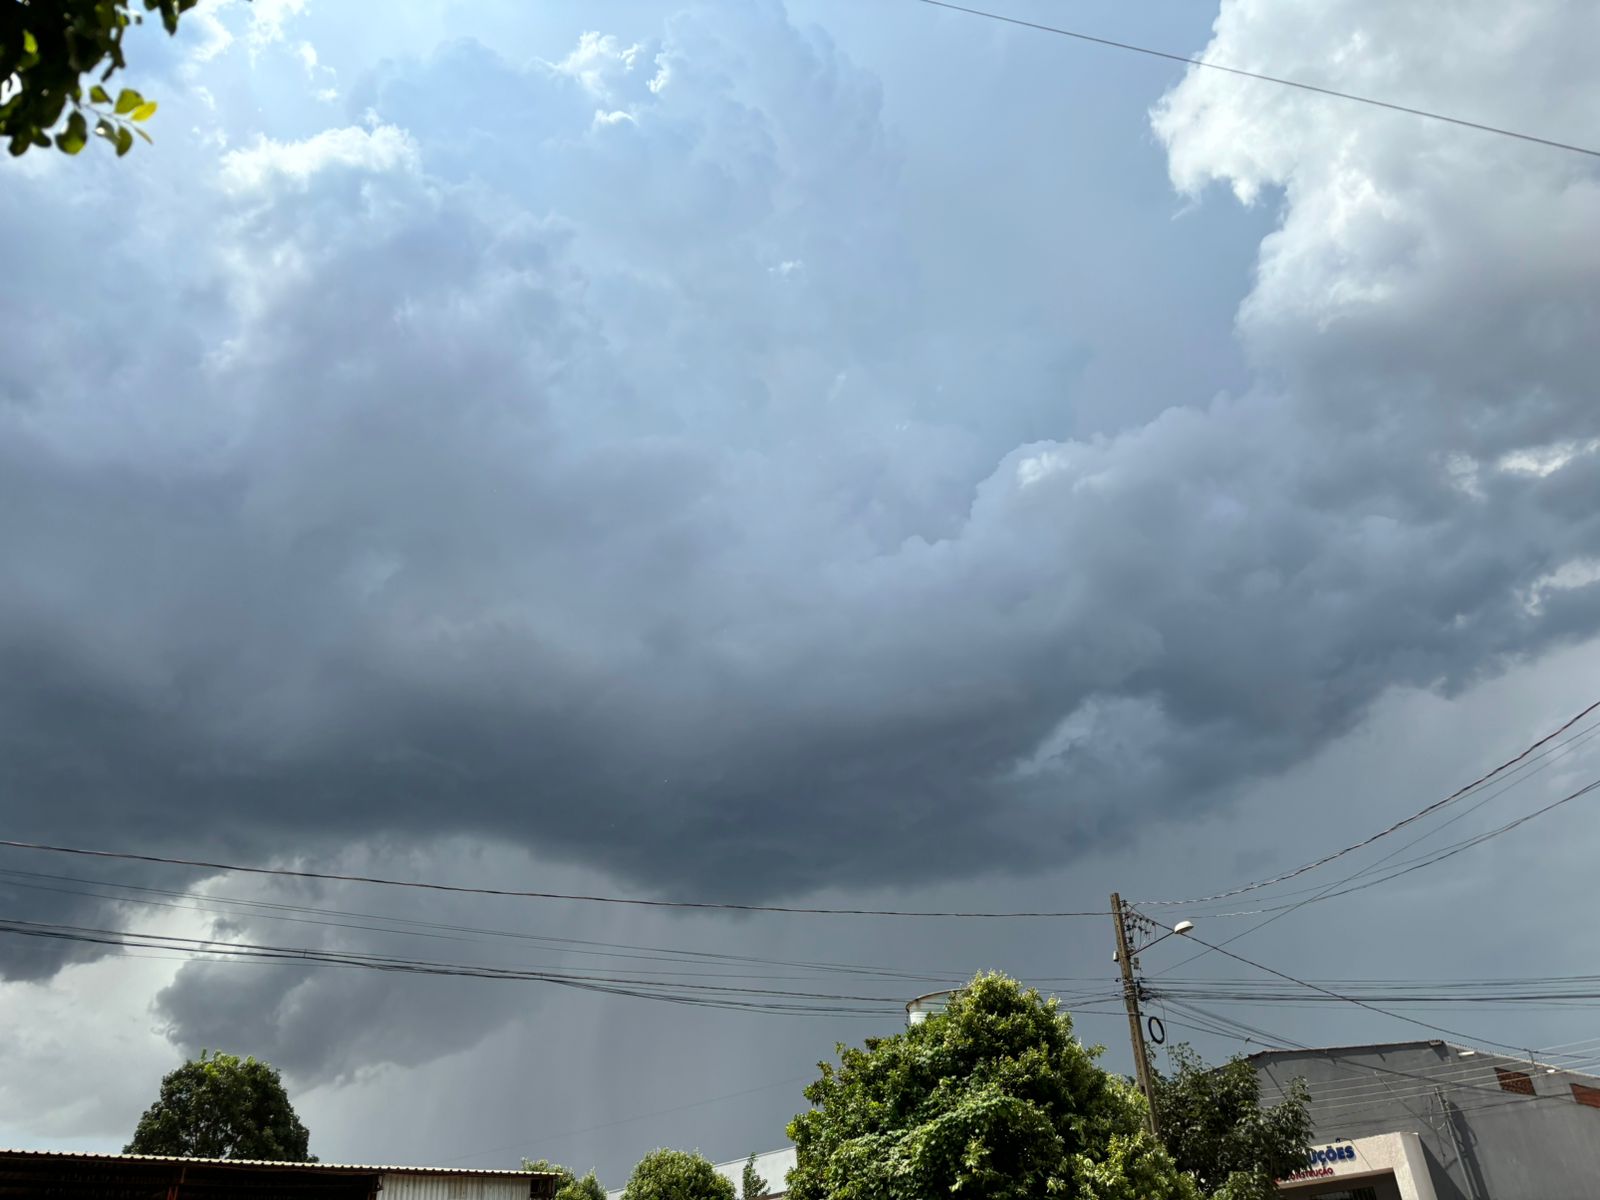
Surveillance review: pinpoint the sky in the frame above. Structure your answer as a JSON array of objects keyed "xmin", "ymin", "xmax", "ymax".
[{"xmin": 3, "ymin": 0, "xmax": 1600, "ymax": 1187}]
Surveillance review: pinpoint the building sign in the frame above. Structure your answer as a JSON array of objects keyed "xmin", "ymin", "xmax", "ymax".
[
  {"xmin": 1274, "ymin": 1131, "xmax": 1437, "ymax": 1200},
  {"xmin": 1279, "ymin": 1166, "xmax": 1335, "ymax": 1183},
  {"xmin": 1277, "ymin": 1144, "xmax": 1357, "ymax": 1184}
]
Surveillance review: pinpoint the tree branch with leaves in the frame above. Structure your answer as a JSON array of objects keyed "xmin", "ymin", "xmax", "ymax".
[
  {"xmin": 1, "ymin": 0, "xmax": 197, "ymax": 157},
  {"xmin": 126, "ymin": 1050, "xmax": 314, "ymax": 1162},
  {"xmin": 1151, "ymin": 1044, "xmax": 1312, "ymax": 1200}
]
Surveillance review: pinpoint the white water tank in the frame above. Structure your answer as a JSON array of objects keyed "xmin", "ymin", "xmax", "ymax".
[{"xmin": 905, "ymin": 989, "xmax": 959, "ymax": 1026}]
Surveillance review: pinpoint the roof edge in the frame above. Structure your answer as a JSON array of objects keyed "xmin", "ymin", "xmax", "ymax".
[{"xmin": 0, "ymin": 1149, "xmax": 556, "ymax": 1178}]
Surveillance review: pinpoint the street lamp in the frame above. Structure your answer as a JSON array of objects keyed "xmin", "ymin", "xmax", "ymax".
[{"xmin": 1113, "ymin": 919, "xmax": 1193, "ymax": 962}]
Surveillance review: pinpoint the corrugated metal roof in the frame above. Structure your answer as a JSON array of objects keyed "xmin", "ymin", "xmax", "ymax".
[{"xmin": 0, "ymin": 1148, "xmax": 554, "ymax": 1178}]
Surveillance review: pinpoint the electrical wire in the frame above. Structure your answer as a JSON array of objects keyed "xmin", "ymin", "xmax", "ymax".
[
  {"xmin": 1260, "ymin": 1051, "xmax": 1600, "ymax": 1106},
  {"xmin": 1154, "ymin": 969, "xmax": 1600, "ymax": 1006},
  {"xmin": 1155, "ymin": 995, "xmax": 1600, "ymax": 1120},
  {"xmin": 1162, "ymin": 769, "xmax": 1600, "ymax": 984},
  {"xmin": 911, "ymin": 0, "xmax": 1600, "ymax": 160},
  {"xmin": 1283, "ymin": 1064, "xmax": 1600, "ymax": 1114},
  {"xmin": 1137, "ymin": 699, "xmax": 1600, "ymax": 906},
  {"xmin": 0, "ymin": 908, "xmax": 1127, "ymax": 1024},
  {"xmin": 1259, "ymin": 776, "xmax": 1600, "ymax": 907},
  {"xmin": 1182, "ymin": 718, "xmax": 1600, "ymax": 919},
  {"xmin": 0, "ymin": 867, "xmax": 972, "ymax": 986},
  {"xmin": 0, "ymin": 916, "xmax": 911, "ymax": 1017},
  {"xmin": 1147, "ymin": 728, "xmax": 1600, "ymax": 976},
  {"xmin": 0, "ymin": 839, "xmax": 1107, "ymax": 919},
  {"xmin": 1148, "ymin": 924, "xmax": 1537, "ymax": 1055}
]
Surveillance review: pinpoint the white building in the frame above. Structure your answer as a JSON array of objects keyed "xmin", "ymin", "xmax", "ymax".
[
  {"xmin": 0, "ymin": 1148, "xmax": 559, "ymax": 1199},
  {"xmin": 1255, "ymin": 1040, "xmax": 1600, "ymax": 1200}
]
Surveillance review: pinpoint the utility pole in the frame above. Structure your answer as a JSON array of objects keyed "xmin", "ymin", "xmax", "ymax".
[{"xmin": 1110, "ymin": 891, "xmax": 1160, "ymax": 1138}]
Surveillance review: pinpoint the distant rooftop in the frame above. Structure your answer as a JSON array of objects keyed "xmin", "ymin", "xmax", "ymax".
[
  {"xmin": 1247, "ymin": 1039, "xmax": 1600, "ymax": 1081},
  {"xmin": 0, "ymin": 1147, "xmax": 548, "ymax": 1175},
  {"xmin": 0, "ymin": 1148, "xmax": 559, "ymax": 1199}
]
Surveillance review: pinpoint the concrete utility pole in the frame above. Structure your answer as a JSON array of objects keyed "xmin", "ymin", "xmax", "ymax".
[{"xmin": 1110, "ymin": 891, "xmax": 1160, "ymax": 1138}]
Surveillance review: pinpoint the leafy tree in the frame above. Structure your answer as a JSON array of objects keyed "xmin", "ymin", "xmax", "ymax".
[
  {"xmin": 522, "ymin": 1158, "xmax": 607, "ymax": 1200},
  {"xmin": 741, "ymin": 1153, "xmax": 769, "ymax": 1200},
  {"xmin": 126, "ymin": 1050, "xmax": 314, "ymax": 1161},
  {"xmin": 622, "ymin": 1149, "xmax": 736, "ymax": 1200},
  {"xmin": 787, "ymin": 973, "xmax": 1198, "ymax": 1200},
  {"xmin": 1, "ymin": 0, "xmax": 195, "ymax": 157},
  {"xmin": 1152, "ymin": 1044, "xmax": 1312, "ymax": 1200}
]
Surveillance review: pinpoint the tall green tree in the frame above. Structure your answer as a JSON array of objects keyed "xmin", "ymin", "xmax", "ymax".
[
  {"xmin": 622, "ymin": 1149, "xmax": 736, "ymax": 1200},
  {"xmin": 522, "ymin": 1158, "xmax": 607, "ymax": 1200},
  {"xmin": 126, "ymin": 1050, "xmax": 314, "ymax": 1161},
  {"xmin": 740, "ymin": 1153, "xmax": 769, "ymax": 1200},
  {"xmin": 1151, "ymin": 1044, "xmax": 1312, "ymax": 1200},
  {"xmin": 787, "ymin": 973, "xmax": 1198, "ymax": 1200},
  {"xmin": 1, "ymin": 0, "xmax": 194, "ymax": 157}
]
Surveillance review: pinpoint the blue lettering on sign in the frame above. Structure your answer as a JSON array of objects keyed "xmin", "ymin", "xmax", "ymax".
[{"xmin": 1305, "ymin": 1145, "xmax": 1354, "ymax": 1167}]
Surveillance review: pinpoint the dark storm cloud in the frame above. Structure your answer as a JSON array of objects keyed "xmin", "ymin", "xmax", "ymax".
[{"xmin": 4, "ymin": 0, "xmax": 1600, "ymax": 999}]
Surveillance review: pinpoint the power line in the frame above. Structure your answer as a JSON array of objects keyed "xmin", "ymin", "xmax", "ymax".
[
  {"xmin": 0, "ymin": 866, "xmax": 969, "ymax": 985},
  {"xmin": 0, "ymin": 916, "xmax": 907, "ymax": 1017},
  {"xmin": 1137, "ymin": 700, "xmax": 1600, "ymax": 906},
  {"xmin": 1195, "ymin": 720, "xmax": 1600, "ymax": 919},
  {"xmin": 1150, "ymin": 924, "xmax": 1536, "ymax": 1055},
  {"xmin": 1165, "ymin": 1000, "xmax": 1600, "ymax": 1123},
  {"xmin": 1158, "ymin": 983, "xmax": 1600, "ymax": 1007},
  {"xmin": 911, "ymin": 0, "xmax": 1600, "ymax": 160},
  {"xmin": 0, "ymin": 910, "xmax": 1124, "ymax": 1023},
  {"xmin": 1196, "ymin": 772, "xmax": 1600, "ymax": 933},
  {"xmin": 0, "ymin": 840, "xmax": 1106, "ymax": 919},
  {"xmin": 1170, "ymin": 1003, "xmax": 1600, "ymax": 1113},
  {"xmin": 1148, "ymin": 725, "xmax": 1600, "ymax": 977},
  {"xmin": 1272, "ymin": 1056, "xmax": 1600, "ymax": 1111}
]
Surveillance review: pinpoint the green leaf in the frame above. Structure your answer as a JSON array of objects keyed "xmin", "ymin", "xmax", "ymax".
[
  {"xmin": 55, "ymin": 112, "xmax": 89, "ymax": 155},
  {"xmin": 21, "ymin": 29, "xmax": 37, "ymax": 55},
  {"xmin": 115, "ymin": 126, "xmax": 134, "ymax": 157},
  {"xmin": 134, "ymin": 125, "xmax": 153, "ymax": 145},
  {"xmin": 95, "ymin": 118, "xmax": 116, "ymax": 141},
  {"xmin": 91, "ymin": 85, "xmax": 112, "ymax": 105},
  {"xmin": 115, "ymin": 88, "xmax": 144, "ymax": 116},
  {"xmin": 131, "ymin": 101, "xmax": 158, "ymax": 122}
]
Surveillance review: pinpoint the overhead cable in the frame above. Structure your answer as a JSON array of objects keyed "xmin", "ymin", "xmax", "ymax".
[
  {"xmin": 1137, "ymin": 699, "xmax": 1600, "ymax": 906},
  {"xmin": 0, "ymin": 916, "xmax": 906, "ymax": 1017},
  {"xmin": 911, "ymin": 0, "xmax": 1600, "ymax": 160},
  {"xmin": 0, "ymin": 866, "xmax": 966, "ymax": 984},
  {"xmin": 0, "ymin": 840, "xmax": 1106, "ymax": 918},
  {"xmin": 1184, "ymin": 719, "xmax": 1600, "ymax": 918},
  {"xmin": 1148, "ymin": 923, "xmax": 1537, "ymax": 1055}
]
